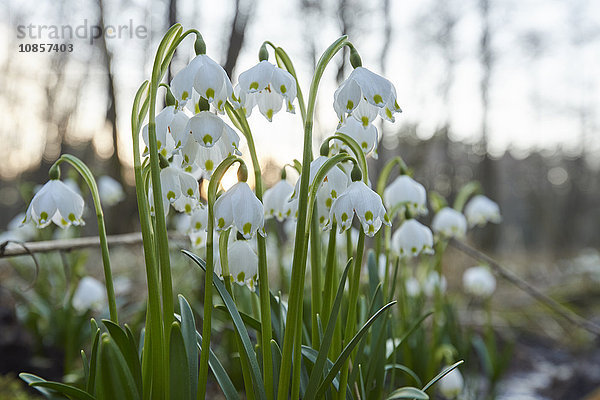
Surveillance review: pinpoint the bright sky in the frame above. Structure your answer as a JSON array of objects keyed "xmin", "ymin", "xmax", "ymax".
[{"xmin": 1, "ymin": 0, "xmax": 599, "ymax": 179}]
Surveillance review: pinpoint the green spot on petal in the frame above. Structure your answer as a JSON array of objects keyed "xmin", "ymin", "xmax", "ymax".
[
  {"xmin": 195, "ymin": 222, "xmax": 202, "ymax": 230},
  {"xmin": 365, "ymin": 211, "xmax": 373, "ymax": 221},
  {"xmin": 218, "ymin": 218, "xmax": 225, "ymax": 228},
  {"xmin": 250, "ymin": 82, "xmax": 259, "ymax": 90},
  {"xmin": 205, "ymin": 159, "xmax": 214, "ymax": 171},
  {"xmin": 187, "ymin": 188, "xmax": 194, "ymax": 196},
  {"xmin": 361, "ymin": 141, "xmax": 368, "ymax": 149},
  {"xmin": 185, "ymin": 203, "xmax": 192, "ymax": 213},
  {"xmin": 373, "ymin": 94, "xmax": 383, "ymax": 104},
  {"xmin": 167, "ymin": 191, "xmax": 176, "ymax": 201},
  {"xmin": 237, "ymin": 271, "xmax": 245, "ymax": 282},
  {"xmin": 341, "ymin": 212, "xmax": 348, "ymax": 222},
  {"xmin": 266, "ymin": 109, "xmax": 273, "ymax": 121},
  {"xmin": 386, "ymin": 108, "xmax": 393, "ymax": 119},
  {"xmin": 280, "ymin": 85, "xmax": 287, "ymax": 93},
  {"xmin": 325, "ymin": 198, "xmax": 332, "ymax": 208},
  {"xmin": 68, "ymin": 213, "xmax": 76, "ymax": 222},
  {"xmin": 361, "ymin": 116, "xmax": 369, "ymax": 127},
  {"xmin": 346, "ymin": 100, "xmax": 354, "ymax": 110},
  {"xmin": 206, "ymin": 88, "xmax": 215, "ymax": 100},
  {"xmin": 203, "ymin": 134, "xmax": 213, "ymax": 145},
  {"xmin": 182, "ymin": 91, "xmax": 189, "ymax": 100},
  {"xmin": 243, "ymin": 222, "xmax": 252, "ymax": 236}
]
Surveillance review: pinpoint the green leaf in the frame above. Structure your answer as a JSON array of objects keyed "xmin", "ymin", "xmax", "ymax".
[
  {"xmin": 102, "ymin": 320, "xmax": 142, "ymax": 395},
  {"xmin": 386, "ymin": 386, "xmax": 429, "ymax": 400},
  {"xmin": 179, "ymin": 295, "xmax": 199, "ymax": 400},
  {"xmin": 169, "ymin": 322, "xmax": 192, "ymax": 400},
  {"xmin": 384, "ymin": 364, "xmax": 422, "ymax": 387},
  {"xmin": 304, "ymin": 259, "xmax": 352, "ymax": 400},
  {"xmin": 19, "ymin": 373, "xmax": 69, "ymax": 400},
  {"xmin": 183, "ymin": 249, "xmax": 266, "ymax": 400},
  {"xmin": 421, "ymin": 360, "xmax": 464, "ymax": 392},
  {"xmin": 215, "ymin": 304, "xmax": 263, "ymax": 333},
  {"xmin": 87, "ymin": 329, "xmax": 101, "ymax": 394},
  {"xmin": 271, "ymin": 339, "xmax": 282, "ymax": 398},
  {"xmin": 314, "ymin": 301, "xmax": 397, "ymax": 399},
  {"xmin": 29, "ymin": 382, "xmax": 95, "ymax": 400},
  {"xmin": 95, "ymin": 334, "xmax": 141, "ymax": 400}
]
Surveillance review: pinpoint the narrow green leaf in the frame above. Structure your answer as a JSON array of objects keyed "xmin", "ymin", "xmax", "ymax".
[
  {"xmin": 215, "ymin": 304, "xmax": 263, "ymax": 333},
  {"xmin": 384, "ymin": 364, "xmax": 422, "ymax": 387},
  {"xmin": 304, "ymin": 259, "xmax": 352, "ymax": 400},
  {"xmin": 81, "ymin": 351, "xmax": 89, "ymax": 389},
  {"xmin": 314, "ymin": 301, "xmax": 397, "ymax": 399},
  {"xmin": 271, "ymin": 340, "xmax": 282, "ymax": 398},
  {"xmin": 102, "ymin": 320, "xmax": 142, "ymax": 394},
  {"xmin": 183, "ymin": 249, "xmax": 267, "ymax": 400},
  {"xmin": 29, "ymin": 382, "xmax": 95, "ymax": 400},
  {"xmin": 170, "ymin": 322, "xmax": 192, "ymax": 400},
  {"xmin": 19, "ymin": 373, "xmax": 69, "ymax": 400},
  {"xmin": 386, "ymin": 386, "xmax": 429, "ymax": 400},
  {"xmin": 87, "ymin": 329, "xmax": 100, "ymax": 394},
  {"xmin": 96, "ymin": 334, "xmax": 141, "ymax": 400},
  {"xmin": 179, "ymin": 295, "xmax": 199, "ymax": 400},
  {"xmin": 421, "ymin": 360, "xmax": 464, "ymax": 392}
]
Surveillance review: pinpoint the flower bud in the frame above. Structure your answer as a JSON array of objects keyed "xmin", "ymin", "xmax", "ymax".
[
  {"xmin": 237, "ymin": 164, "xmax": 248, "ymax": 183},
  {"xmin": 165, "ymin": 86, "xmax": 176, "ymax": 107},
  {"xmin": 259, "ymin": 44, "xmax": 269, "ymax": 62},
  {"xmin": 319, "ymin": 141, "xmax": 330, "ymax": 157},
  {"xmin": 349, "ymin": 46, "xmax": 362, "ymax": 68},
  {"xmin": 194, "ymin": 34, "xmax": 206, "ymax": 55},
  {"xmin": 159, "ymin": 153, "xmax": 170, "ymax": 169},
  {"xmin": 350, "ymin": 163, "xmax": 362, "ymax": 182},
  {"xmin": 198, "ymin": 97, "xmax": 210, "ymax": 112},
  {"xmin": 48, "ymin": 164, "xmax": 61, "ymax": 180}
]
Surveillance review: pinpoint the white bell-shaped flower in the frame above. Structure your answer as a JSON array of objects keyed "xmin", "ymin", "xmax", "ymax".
[
  {"xmin": 97, "ymin": 176, "xmax": 125, "ymax": 206},
  {"xmin": 214, "ymin": 182, "xmax": 265, "ymax": 239},
  {"xmin": 334, "ymin": 117, "xmax": 379, "ymax": 158},
  {"xmin": 334, "ymin": 66, "xmax": 401, "ymax": 123},
  {"xmin": 291, "ymin": 156, "xmax": 350, "ymax": 202},
  {"xmin": 432, "ymin": 207, "xmax": 467, "ymax": 238},
  {"xmin": 24, "ymin": 180, "xmax": 85, "ymax": 229},
  {"xmin": 185, "ymin": 111, "xmax": 229, "ymax": 147},
  {"xmin": 327, "ymin": 181, "xmax": 390, "ymax": 237},
  {"xmin": 142, "ymin": 106, "xmax": 178, "ymax": 157},
  {"xmin": 160, "ymin": 166, "xmax": 200, "ymax": 214},
  {"xmin": 237, "ymin": 60, "xmax": 297, "ymax": 120},
  {"xmin": 405, "ymin": 277, "xmax": 421, "ymax": 297},
  {"xmin": 464, "ymin": 195, "xmax": 502, "ymax": 227},
  {"xmin": 438, "ymin": 367, "xmax": 464, "ymax": 399},
  {"xmin": 170, "ymin": 54, "xmax": 234, "ymax": 112},
  {"xmin": 423, "ymin": 271, "xmax": 447, "ymax": 297},
  {"xmin": 384, "ymin": 175, "xmax": 428, "ymax": 217},
  {"xmin": 391, "ymin": 219, "xmax": 434, "ymax": 257},
  {"xmin": 189, "ymin": 205, "xmax": 208, "ymax": 232},
  {"xmin": 463, "ymin": 266, "xmax": 496, "ymax": 298},
  {"xmin": 72, "ymin": 276, "xmax": 106, "ymax": 312},
  {"xmin": 215, "ymin": 239, "xmax": 258, "ymax": 290},
  {"xmin": 263, "ymin": 180, "xmax": 294, "ymax": 221}
]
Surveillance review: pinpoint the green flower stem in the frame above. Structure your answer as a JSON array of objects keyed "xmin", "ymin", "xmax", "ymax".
[
  {"xmin": 277, "ymin": 36, "xmax": 351, "ymax": 400},
  {"xmin": 146, "ymin": 27, "xmax": 184, "ymax": 372},
  {"xmin": 218, "ymin": 229, "xmax": 256, "ymax": 400},
  {"xmin": 310, "ymin": 211, "xmax": 322, "ymax": 349},
  {"xmin": 321, "ymin": 222, "xmax": 337, "ymax": 331},
  {"xmin": 199, "ymin": 155, "xmax": 245, "ymax": 400},
  {"xmin": 225, "ymin": 103, "xmax": 274, "ymax": 400},
  {"xmin": 131, "ymin": 80, "xmax": 166, "ymax": 399},
  {"xmin": 53, "ymin": 154, "xmax": 118, "ymax": 324}
]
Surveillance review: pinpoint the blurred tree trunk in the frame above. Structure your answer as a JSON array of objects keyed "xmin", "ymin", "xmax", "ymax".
[
  {"xmin": 168, "ymin": 0, "xmax": 177, "ymax": 82},
  {"xmin": 223, "ymin": 0, "xmax": 256, "ymax": 77},
  {"xmin": 96, "ymin": 0, "xmax": 121, "ymax": 181}
]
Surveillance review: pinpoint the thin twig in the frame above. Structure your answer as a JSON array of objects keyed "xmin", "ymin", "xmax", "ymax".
[
  {"xmin": 0, "ymin": 232, "xmax": 187, "ymax": 258},
  {"xmin": 449, "ymin": 238, "xmax": 600, "ymax": 337}
]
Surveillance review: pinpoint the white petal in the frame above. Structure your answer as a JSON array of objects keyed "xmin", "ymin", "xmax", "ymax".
[
  {"xmin": 186, "ymin": 111, "xmax": 226, "ymax": 147},
  {"xmin": 349, "ymin": 67, "xmax": 393, "ymax": 108},
  {"xmin": 238, "ymin": 61, "xmax": 274, "ymax": 93},
  {"xmin": 333, "ymin": 78, "xmax": 361, "ymax": 119},
  {"xmin": 271, "ymin": 67, "xmax": 297, "ymax": 101},
  {"xmin": 351, "ymin": 98, "xmax": 379, "ymax": 127},
  {"xmin": 193, "ymin": 56, "xmax": 227, "ymax": 102},
  {"xmin": 257, "ymin": 90, "xmax": 283, "ymax": 121},
  {"xmin": 231, "ymin": 182, "xmax": 265, "ymax": 238},
  {"xmin": 336, "ymin": 117, "xmax": 378, "ymax": 156},
  {"xmin": 263, "ymin": 180, "xmax": 294, "ymax": 221}
]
